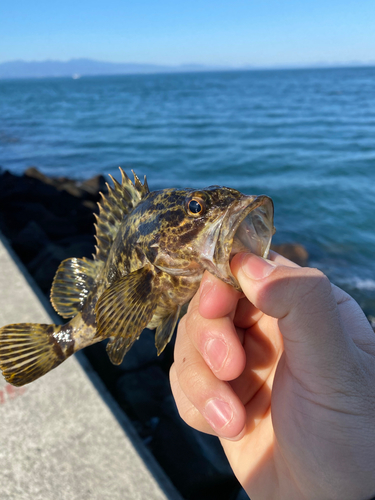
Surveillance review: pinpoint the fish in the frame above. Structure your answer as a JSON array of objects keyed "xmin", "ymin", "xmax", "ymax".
[{"xmin": 0, "ymin": 169, "xmax": 275, "ymax": 386}]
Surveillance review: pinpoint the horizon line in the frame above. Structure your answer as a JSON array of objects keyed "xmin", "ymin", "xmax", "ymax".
[{"xmin": 1, "ymin": 58, "xmax": 375, "ymax": 81}]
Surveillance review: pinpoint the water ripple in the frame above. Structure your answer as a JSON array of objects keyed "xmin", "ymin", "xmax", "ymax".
[{"xmin": 1, "ymin": 67, "xmax": 375, "ymax": 312}]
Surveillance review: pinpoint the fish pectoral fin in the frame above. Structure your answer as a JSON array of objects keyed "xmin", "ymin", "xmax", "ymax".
[
  {"xmin": 155, "ymin": 306, "xmax": 181, "ymax": 355},
  {"xmin": 50, "ymin": 257, "xmax": 102, "ymax": 318},
  {"xmin": 95, "ymin": 266, "xmax": 158, "ymax": 365},
  {"xmin": 0, "ymin": 323, "xmax": 68, "ymax": 386}
]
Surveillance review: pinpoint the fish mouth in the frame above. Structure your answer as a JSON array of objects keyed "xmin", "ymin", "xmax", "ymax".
[{"xmin": 213, "ymin": 194, "xmax": 275, "ymax": 290}]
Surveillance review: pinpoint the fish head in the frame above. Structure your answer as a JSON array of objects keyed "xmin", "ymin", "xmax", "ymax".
[{"xmin": 143, "ymin": 186, "xmax": 274, "ymax": 291}]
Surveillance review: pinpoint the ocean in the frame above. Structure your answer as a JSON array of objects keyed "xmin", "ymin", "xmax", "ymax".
[{"xmin": 0, "ymin": 67, "xmax": 374, "ymax": 315}]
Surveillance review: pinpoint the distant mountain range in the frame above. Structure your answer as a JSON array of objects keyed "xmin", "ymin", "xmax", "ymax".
[
  {"xmin": 0, "ymin": 58, "xmax": 374, "ymax": 79},
  {"xmin": 0, "ymin": 58, "xmax": 230, "ymax": 79}
]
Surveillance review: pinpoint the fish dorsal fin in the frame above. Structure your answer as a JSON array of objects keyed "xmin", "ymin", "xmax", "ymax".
[
  {"xmin": 95, "ymin": 266, "xmax": 158, "ymax": 365},
  {"xmin": 51, "ymin": 257, "xmax": 101, "ymax": 318},
  {"xmin": 94, "ymin": 169, "xmax": 149, "ymax": 262}
]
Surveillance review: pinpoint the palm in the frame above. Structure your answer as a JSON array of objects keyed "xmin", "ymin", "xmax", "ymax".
[
  {"xmin": 172, "ymin": 257, "xmax": 375, "ymax": 500},
  {"xmin": 220, "ymin": 289, "xmax": 375, "ymax": 499}
]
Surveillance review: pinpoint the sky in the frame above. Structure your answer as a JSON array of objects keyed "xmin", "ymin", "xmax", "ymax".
[{"xmin": 1, "ymin": 0, "xmax": 375, "ymax": 67}]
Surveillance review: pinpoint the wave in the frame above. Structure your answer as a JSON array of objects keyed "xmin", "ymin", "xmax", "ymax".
[{"xmin": 349, "ymin": 277, "xmax": 375, "ymax": 291}]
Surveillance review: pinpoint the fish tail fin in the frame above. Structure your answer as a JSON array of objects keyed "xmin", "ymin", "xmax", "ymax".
[{"xmin": 0, "ymin": 323, "xmax": 72, "ymax": 386}]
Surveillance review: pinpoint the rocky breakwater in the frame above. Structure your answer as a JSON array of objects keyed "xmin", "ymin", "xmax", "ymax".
[
  {"xmin": 0, "ymin": 167, "xmax": 106, "ymax": 293},
  {"xmin": 0, "ymin": 167, "xmax": 309, "ymax": 500}
]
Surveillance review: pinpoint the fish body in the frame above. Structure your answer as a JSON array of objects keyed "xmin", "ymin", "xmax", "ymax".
[{"xmin": 0, "ymin": 170, "xmax": 275, "ymax": 386}]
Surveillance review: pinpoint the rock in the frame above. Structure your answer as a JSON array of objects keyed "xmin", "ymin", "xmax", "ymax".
[
  {"xmin": 25, "ymin": 167, "xmax": 85, "ymax": 198},
  {"xmin": 0, "ymin": 168, "xmax": 97, "ymax": 240},
  {"xmin": 28, "ymin": 237, "xmax": 96, "ymax": 293},
  {"xmin": 28, "ymin": 243, "xmax": 72, "ymax": 293},
  {"xmin": 0, "ymin": 169, "xmax": 102, "ymax": 292},
  {"xmin": 80, "ymin": 174, "xmax": 107, "ymax": 195},
  {"xmin": 271, "ymin": 242, "xmax": 309, "ymax": 266},
  {"xmin": 24, "ymin": 166, "xmax": 56, "ymax": 187},
  {"xmin": 82, "ymin": 200, "xmax": 98, "ymax": 211},
  {"xmin": 24, "ymin": 167, "xmax": 107, "ymax": 202},
  {"xmin": 11, "ymin": 221, "xmax": 50, "ymax": 263}
]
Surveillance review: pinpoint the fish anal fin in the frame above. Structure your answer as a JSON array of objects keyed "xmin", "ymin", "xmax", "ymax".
[
  {"xmin": 0, "ymin": 323, "xmax": 71, "ymax": 386},
  {"xmin": 96, "ymin": 266, "xmax": 158, "ymax": 365},
  {"xmin": 155, "ymin": 306, "xmax": 181, "ymax": 355},
  {"xmin": 50, "ymin": 257, "xmax": 101, "ymax": 318}
]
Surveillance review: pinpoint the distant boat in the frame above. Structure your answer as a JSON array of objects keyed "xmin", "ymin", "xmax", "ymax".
[{"xmin": 72, "ymin": 73, "xmax": 81, "ymax": 79}]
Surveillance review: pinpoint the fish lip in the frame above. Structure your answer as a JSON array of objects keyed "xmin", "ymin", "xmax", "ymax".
[{"xmin": 213, "ymin": 194, "xmax": 275, "ymax": 290}]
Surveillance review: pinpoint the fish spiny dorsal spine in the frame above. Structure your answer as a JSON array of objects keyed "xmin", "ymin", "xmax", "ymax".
[{"xmin": 94, "ymin": 168, "xmax": 150, "ymax": 262}]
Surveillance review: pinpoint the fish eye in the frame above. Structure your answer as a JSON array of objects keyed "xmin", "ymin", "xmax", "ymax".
[{"xmin": 186, "ymin": 197, "xmax": 206, "ymax": 217}]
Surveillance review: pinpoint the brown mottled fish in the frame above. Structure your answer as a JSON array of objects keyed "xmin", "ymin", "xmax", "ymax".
[{"xmin": 0, "ymin": 169, "xmax": 274, "ymax": 386}]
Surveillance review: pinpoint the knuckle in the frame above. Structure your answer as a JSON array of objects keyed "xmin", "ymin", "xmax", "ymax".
[
  {"xmin": 305, "ymin": 267, "xmax": 330, "ymax": 285},
  {"xmin": 297, "ymin": 268, "xmax": 332, "ymax": 303},
  {"xmin": 181, "ymin": 404, "xmax": 200, "ymax": 426},
  {"xmin": 178, "ymin": 404, "xmax": 210, "ymax": 435},
  {"xmin": 177, "ymin": 357, "xmax": 205, "ymax": 393},
  {"xmin": 185, "ymin": 306, "xmax": 203, "ymax": 336}
]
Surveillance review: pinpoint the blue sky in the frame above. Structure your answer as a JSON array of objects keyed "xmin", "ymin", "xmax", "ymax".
[{"xmin": 1, "ymin": 0, "xmax": 374, "ymax": 66}]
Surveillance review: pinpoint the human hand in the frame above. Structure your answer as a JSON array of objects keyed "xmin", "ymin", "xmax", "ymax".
[{"xmin": 170, "ymin": 252, "xmax": 375, "ymax": 500}]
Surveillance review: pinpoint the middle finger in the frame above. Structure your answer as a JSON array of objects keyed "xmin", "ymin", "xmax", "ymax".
[{"xmin": 172, "ymin": 314, "xmax": 247, "ymax": 440}]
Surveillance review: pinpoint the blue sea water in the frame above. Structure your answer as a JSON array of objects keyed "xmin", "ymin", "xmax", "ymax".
[{"xmin": 0, "ymin": 67, "xmax": 374, "ymax": 314}]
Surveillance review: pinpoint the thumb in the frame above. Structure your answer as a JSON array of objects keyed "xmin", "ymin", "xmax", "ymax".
[{"xmin": 231, "ymin": 253, "xmax": 355, "ymax": 378}]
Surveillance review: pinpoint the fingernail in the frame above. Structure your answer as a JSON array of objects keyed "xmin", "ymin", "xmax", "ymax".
[
  {"xmin": 241, "ymin": 253, "xmax": 276, "ymax": 280},
  {"xmin": 204, "ymin": 398, "xmax": 233, "ymax": 430},
  {"xmin": 200, "ymin": 279, "xmax": 213, "ymax": 301},
  {"xmin": 205, "ymin": 338, "xmax": 228, "ymax": 372}
]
